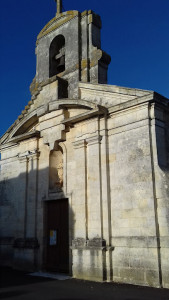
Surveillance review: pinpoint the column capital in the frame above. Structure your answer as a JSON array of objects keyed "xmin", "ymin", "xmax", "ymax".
[
  {"xmin": 73, "ymin": 139, "xmax": 87, "ymax": 149},
  {"xmin": 86, "ymin": 135, "xmax": 102, "ymax": 146},
  {"xmin": 18, "ymin": 150, "xmax": 40, "ymax": 162},
  {"xmin": 18, "ymin": 156, "xmax": 28, "ymax": 164}
]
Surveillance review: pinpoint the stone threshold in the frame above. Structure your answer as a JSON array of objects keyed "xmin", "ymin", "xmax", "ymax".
[{"xmin": 29, "ymin": 271, "xmax": 71, "ymax": 280}]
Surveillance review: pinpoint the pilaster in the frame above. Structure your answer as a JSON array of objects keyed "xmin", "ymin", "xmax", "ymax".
[
  {"xmin": 73, "ymin": 139, "xmax": 87, "ymax": 239},
  {"xmin": 17, "ymin": 155, "xmax": 29, "ymax": 238},
  {"xmin": 100, "ymin": 116, "xmax": 113, "ymax": 281},
  {"xmin": 26, "ymin": 151, "xmax": 40, "ymax": 239},
  {"xmin": 86, "ymin": 135, "xmax": 102, "ymax": 239},
  {"xmin": 13, "ymin": 150, "xmax": 40, "ymax": 271}
]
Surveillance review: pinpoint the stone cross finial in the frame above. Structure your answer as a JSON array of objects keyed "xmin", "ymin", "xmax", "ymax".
[{"xmin": 55, "ymin": 0, "xmax": 63, "ymax": 14}]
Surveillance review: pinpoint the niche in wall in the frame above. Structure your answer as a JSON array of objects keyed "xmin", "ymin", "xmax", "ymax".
[{"xmin": 49, "ymin": 147, "xmax": 63, "ymax": 192}]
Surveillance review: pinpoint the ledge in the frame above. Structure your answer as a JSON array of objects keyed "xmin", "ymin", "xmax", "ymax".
[
  {"xmin": 0, "ymin": 131, "xmax": 40, "ymax": 150},
  {"xmin": 13, "ymin": 238, "xmax": 39, "ymax": 249},
  {"xmin": 71, "ymin": 238, "xmax": 114, "ymax": 251},
  {"xmin": 111, "ymin": 236, "xmax": 169, "ymax": 248},
  {"xmin": 10, "ymin": 131, "xmax": 40, "ymax": 144}
]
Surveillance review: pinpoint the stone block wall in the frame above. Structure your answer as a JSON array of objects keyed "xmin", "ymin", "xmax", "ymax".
[{"xmin": 0, "ymin": 93, "xmax": 168, "ymax": 288}]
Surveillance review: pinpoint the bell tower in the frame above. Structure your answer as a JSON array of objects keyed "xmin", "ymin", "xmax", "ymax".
[
  {"xmin": 33, "ymin": 1, "xmax": 111, "ymax": 99},
  {"xmin": 49, "ymin": 35, "xmax": 65, "ymax": 77}
]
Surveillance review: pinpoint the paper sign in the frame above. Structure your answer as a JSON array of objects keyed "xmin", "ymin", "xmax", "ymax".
[{"xmin": 50, "ymin": 230, "xmax": 57, "ymax": 245}]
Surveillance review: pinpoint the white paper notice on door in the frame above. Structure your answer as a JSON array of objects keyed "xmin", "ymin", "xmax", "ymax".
[{"xmin": 50, "ymin": 230, "xmax": 57, "ymax": 245}]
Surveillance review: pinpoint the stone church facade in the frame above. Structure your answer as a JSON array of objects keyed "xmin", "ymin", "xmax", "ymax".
[{"xmin": 0, "ymin": 1, "xmax": 169, "ymax": 288}]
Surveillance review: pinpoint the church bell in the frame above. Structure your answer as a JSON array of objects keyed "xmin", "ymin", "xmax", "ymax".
[{"xmin": 57, "ymin": 55, "xmax": 65, "ymax": 73}]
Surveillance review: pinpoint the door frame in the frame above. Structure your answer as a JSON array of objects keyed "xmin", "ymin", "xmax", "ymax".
[{"xmin": 43, "ymin": 198, "xmax": 71, "ymax": 274}]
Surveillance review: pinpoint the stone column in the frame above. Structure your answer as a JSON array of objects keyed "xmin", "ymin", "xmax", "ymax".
[
  {"xmin": 17, "ymin": 156, "xmax": 29, "ymax": 238},
  {"xmin": 86, "ymin": 135, "xmax": 102, "ymax": 239},
  {"xmin": 100, "ymin": 116, "xmax": 113, "ymax": 281},
  {"xmin": 26, "ymin": 151, "xmax": 40, "ymax": 239},
  {"xmin": 14, "ymin": 150, "xmax": 40, "ymax": 271},
  {"xmin": 72, "ymin": 135, "xmax": 108, "ymax": 282},
  {"xmin": 73, "ymin": 139, "xmax": 87, "ymax": 239},
  {"xmin": 13, "ymin": 154, "xmax": 28, "ymax": 269},
  {"xmin": 100, "ymin": 117, "xmax": 111, "ymax": 243}
]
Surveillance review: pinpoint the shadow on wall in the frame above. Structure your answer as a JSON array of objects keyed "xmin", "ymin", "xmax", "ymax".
[
  {"xmin": 0, "ymin": 166, "xmax": 75, "ymax": 272},
  {"xmin": 155, "ymin": 126, "xmax": 169, "ymax": 235}
]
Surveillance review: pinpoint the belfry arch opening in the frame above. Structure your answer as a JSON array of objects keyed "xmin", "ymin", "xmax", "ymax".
[{"xmin": 49, "ymin": 35, "xmax": 65, "ymax": 77}]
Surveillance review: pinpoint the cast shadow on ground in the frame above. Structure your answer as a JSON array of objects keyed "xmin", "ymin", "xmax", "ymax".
[{"xmin": 0, "ymin": 267, "xmax": 54, "ymax": 289}]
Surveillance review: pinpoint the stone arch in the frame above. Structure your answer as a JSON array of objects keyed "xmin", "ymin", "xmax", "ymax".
[{"xmin": 49, "ymin": 35, "xmax": 65, "ymax": 77}]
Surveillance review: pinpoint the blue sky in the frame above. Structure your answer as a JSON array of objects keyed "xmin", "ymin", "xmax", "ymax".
[{"xmin": 0, "ymin": 0, "xmax": 169, "ymax": 137}]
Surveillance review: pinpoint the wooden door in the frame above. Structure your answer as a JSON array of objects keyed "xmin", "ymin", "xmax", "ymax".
[{"xmin": 45, "ymin": 199, "xmax": 69, "ymax": 273}]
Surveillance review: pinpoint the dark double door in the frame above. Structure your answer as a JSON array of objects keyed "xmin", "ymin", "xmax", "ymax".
[{"xmin": 45, "ymin": 199, "xmax": 69, "ymax": 273}]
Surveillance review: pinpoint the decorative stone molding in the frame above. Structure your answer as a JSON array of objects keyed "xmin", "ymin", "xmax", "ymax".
[
  {"xmin": 62, "ymin": 106, "xmax": 107, "ymax": 127},
  {"xmin": 36, "ymin": 11, "xmax": 79, "ymax": 44},
  {"xmin": 49, "ymin": 102, "xmax": 60, "ymax": 112},
  {"xmin": 71, "ymin": 238, "xmax": 106, "ymax": 250},
  {"xmin": 73, "ymin": 139, "xmax": 87, "ymax": 149},
  {"xmin": 5, "ymin": 112, "xmax": 38, "ymax": 143},
  {"xmin": 72, "ymin": 238, "xmax": 86, "ymax": 248},
  {"xmin": 86, "ymin": 135, "xmax": 102, "ymax": 146},
  {"xmin": 9, "ymin": 131, "xmax": 40, "ymax": 144},
  {"xmin": 87, "ymin": 238, "xmax": 106, "ymax": 247},
  {"xmin": 13, "ymin": 238, "xmax": 39, "ymax": 249},
  {"xmin": 73, "ymin": 136, "xmax": 102, "ymax": 149},
  {"xmin": 37, "ymin": 105, "xmax": 49, "ymax": 117},
  {"xmin": 18, "ymin": 150, "xmax": 40, "ymax": 161}
]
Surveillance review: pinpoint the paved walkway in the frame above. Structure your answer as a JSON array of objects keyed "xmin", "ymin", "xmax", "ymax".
[{"xmin": 0, "ymin": 267, "xmax": 169, "ymax": 300}]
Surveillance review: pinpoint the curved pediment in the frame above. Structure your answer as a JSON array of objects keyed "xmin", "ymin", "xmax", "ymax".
[
  {"xmin": 0, "ymin": 112, "xmax": 39, "ymax": 146},
  {"xmin": 0, "ymin": 99, "xmax": 101, "ymax": 146},
  {"xmin": 37, "ymin": 11, "xmax": 79, "ymax": 44}
]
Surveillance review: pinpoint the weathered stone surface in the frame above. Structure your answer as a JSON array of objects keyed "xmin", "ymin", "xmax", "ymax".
[
  {"xmin": 87, "ymin": 238, "xmax": 106, "ymax": 248},
  {"xmin": 0, "ymin": 2, "xmax": 169, "ymax": 289}
]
